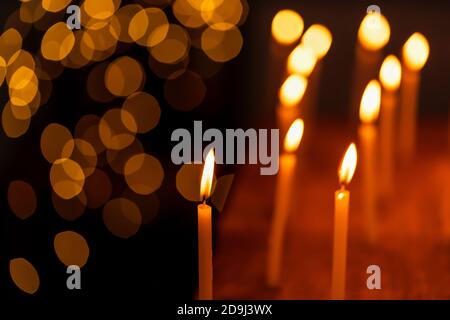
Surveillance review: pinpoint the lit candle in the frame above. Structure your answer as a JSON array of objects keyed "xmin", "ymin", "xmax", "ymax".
[
  {"xmin": 198, "ymin": 149, "xmax": 215, "ymax": 300},
  {"xmin": 358, "ymin": 80, "xmax": 381, "ymax": 244},
  {"xmin": 331, "ymin": 143, "xmax": 357, "ymax": 300},
  {"xmin": 379, "ymin": 55, "xmax": 402, "ymax": 197},
  {"xmin": 267, "ymin": 119, "xmax": 304, "ymax": 288},
  {"xmin": 399, "ymin": 33, "xmax": 430, "ymax": 164},
  {"xmin": 268, "ymin": 10, "xmax": 305, "ymax": 117},
  {"xmin": 351, "ymin": 13, "xmax": 390, "ymax": 118},
  {"xmin": 277, "ymin": 74, "xmax": 308, "ymax": 137},
  {"xmin": 298, "ymin": 24, "xmax": 332, "ymax": 123}
]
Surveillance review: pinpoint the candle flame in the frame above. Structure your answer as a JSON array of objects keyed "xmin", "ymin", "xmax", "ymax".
[
  {"xmin": 200, "ymin": 149, "xmax": 215, "ymax": 201},
  {"xmin": 358, "ymin": 13, "xmax": 390, "ymax": 51},
  {"xmin": 379, "ymin": 55, "xmax": 402, "ymax": 91},
  {"xmin": 403, "ymin": 33, "xmax": 430, "ymax": 71},
  {"xmin": 301, "ymin": 24, "xmax": 332, "ymax": 59},
  {"xmin": 279, "ymin": 74, "xmax": 308, "ymax": 108},
  {"xmin": 284, "ymin": 119, "xmax": 304, "ymax": 153},
  {"xmin": 287, "ymin": 44, "xmax": 318, "ymax": 77},
  {"xmin": 271, "ymin": 10, "xmax": 304, "ymax": 45},
  {"xmin": 360, "ymin": 80, "xmax": 381, "ymax": 124},
  {"xmin": 338, "ymin": 143, "xmax": 357, "ymax": 186}
]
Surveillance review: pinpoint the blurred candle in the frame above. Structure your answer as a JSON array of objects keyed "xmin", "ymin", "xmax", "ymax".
[
  {"xmin": 359, "ymin": 80, "xmax": 381, "ymax": 243},
  {"xmin": 351, "ymin": 13, "xmax": 390, "ymax": 118},
  {"xmin": 198, "ymin": 149, "xmax": 215, "ymax": 300},
  {"xmin": 287, "ymin": 43, "xmax": 318, "ymax": 78},
  {"xmin": 299, "ymin": 24, "xmax": 332, "ymax": 123},
  {"xmin": 277, "ymin": 74, "xmax": 308, "ymax": 137},
  {"xmin": 399, "ymin": 33, "xmax": 430, "ymax": 164},
  {"xmin": 267, "ymin": 119, "xmax": 304, "ymax": 287},
  {"xmin": 268, "ymin": 10, "xmax": 304, "ymax": 114},
  {"xmin": 332, "ymin": 143, "xmax": 357, "ymax": 300},
  {"xmin": 379, "ymin": 55, "xmax": 402, "ymax": 197}
]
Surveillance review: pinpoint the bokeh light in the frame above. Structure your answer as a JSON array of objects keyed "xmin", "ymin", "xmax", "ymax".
[
  {"xmin": 103, "ymin": 198, "xmax": 142, "ymax": 238},
  {"xmin": 105, "ymin": 56, "xmax": 145, "ymax": 97},
  {"xmin": 124, "ymin": 153, "xmax": 164, "ymax": 195},
  {"xmin": 54, "ymin": 231, "xmax": 90, "ymax": 267},
  {"xmin": 8, "ymin": 180, "xmax": 37, "ymax": 220},
  {"xmin": 50, "ymin": 158, "xmax": 85, "ymax": 200},
  {"xmin": 9, "ymin": 258, "xmax": 40, "ymax": 294},
  {"xmin": 271, "ymin": 10, "xmax": 304, "ymax": 45}
]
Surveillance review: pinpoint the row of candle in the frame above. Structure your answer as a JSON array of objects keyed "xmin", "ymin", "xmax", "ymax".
[
  {"xmin": 194, "ymin": 9, "xmax": 430, "ymax": 300},
  {"xmin": 268, "ymin": 9, "xmax": 430, "ymax": 300}
]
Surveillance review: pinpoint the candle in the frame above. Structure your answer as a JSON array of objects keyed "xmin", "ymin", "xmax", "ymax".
[
  {"xmin": 331, "ymin": 143, "xmax": 357, "ymax": 300},
  {"xmin": 268, "ymin": 10, "xmax": 305, "ymax": 117},
  {"xmin": 351, "ymin": 13, "xmax": 390, "ymax": 119},
  {"xmin": 198, "ymin": 148, "xmax": 215, "ymax": 300},
  {"xmin": 379, "ymin": 55, "xmax": 402, "ymax": 197},
  {"xmin": 267, "ymin": 119, "xmax": 304, "ymax": 288},
  {"xmin": 298, "ymin": 24, "xmax": 332, "ymax": 124},
  {"xmin": 277, "ymin": 74, "xmax": 308, "ymax": 137},
  {"xmin": 359, "ymin": 80, "xmax": 381, "ymax": 243},
  {"xmin": 399, "ymin": 33, "xmax": 430, "ymax": 164}
]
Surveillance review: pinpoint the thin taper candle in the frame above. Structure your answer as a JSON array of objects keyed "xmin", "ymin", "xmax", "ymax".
[
  {"xmin": 331, "ymin": 143, "xmax": 357, "ymax": 300},
  {"xmin": 198, "ymin": 149, "xmax": 215, "ymax": 300}
]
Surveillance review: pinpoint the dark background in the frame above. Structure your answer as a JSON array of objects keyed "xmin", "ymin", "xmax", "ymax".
[{"xmin": 0, "ymin": 0, "xmax": 449, "ymax": 306}]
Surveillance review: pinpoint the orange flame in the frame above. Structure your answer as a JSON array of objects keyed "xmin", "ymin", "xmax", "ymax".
[
  {"xmin": 359, "ymin": 80, "xmax": 381, "ymax": 124},
  {"xmin": 284, "ymin": 119, "xmax": 304, "ymax": 153},
  {"xmin": 279, "ymin": 74, "xmax": 308, "ymax": 108},
  {"xmin": 338, "ymin": 143, "xmax": 357, "ymax": 186},
  {"xmin": 200, "ymin": 148, "xmax": 215, "ymax": 200},
  {"xmin": 403, "ymin": 33, "xmax": 430, "ymax": 71}
]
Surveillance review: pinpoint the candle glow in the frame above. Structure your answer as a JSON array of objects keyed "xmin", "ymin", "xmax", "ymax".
[
  {"xmin": 271, "ymin": 10, "xmax": 304, "ymax": 45},
  {"xmin": 301, "ymin": 24, "xmax": 332, "ymax": 59},
  {"xmin": 338, "ymin": 143, "xmax": 357, "ymax": 186},
  {"xmin": 200, "ymin": 148, "xmax": 215, "ymax": 200},
  {"xmin": 402, "ymin": 33, "xmax": 430, "ymax": 71},
  {"xmin": 379, "ymin": 55, "xmax": 402, "ymax": 91},
  {"xmin": 284, "ymin": 119, "xmax": 304, "ymax": 152},
  {"xmin": 279, "ymin": 74, "xmax": 308, "ymax": 108},
  {"xmin": 360, "ymin": 80, "xmax": 381, "ymax": 124},
  {"xmin": 357, "ymin": 13, "xmax": 390, "ymax": 51},
  {"xmin": 287, "ymin": 44, "xmax": 317, "ymax": 77}
]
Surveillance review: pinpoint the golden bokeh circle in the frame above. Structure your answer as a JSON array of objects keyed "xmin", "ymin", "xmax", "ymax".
[
  {"xmin": 9, "ymin": 258, "xmax": 40, "ymax": 295},
  {"xmin": 124, "ymin": 153, "xmax": 164, "ymax": 195},
  {"xmin": 105, "ymin": 56, "xmax": 145, "ymax": 97},
  {"xmin": 50, "ymin": 158, "xmax": 85, "ymax": 200},
  {"xmin": 54, "ymin": 231, "xmax": 90, "ymax": 267},
  {"xmin": 8, "ymin": 180, "xmax": 37, "ymax": 220},
  {"xmin": 103, "ymin": 198, "xmax": 142, "ymax": 238}
]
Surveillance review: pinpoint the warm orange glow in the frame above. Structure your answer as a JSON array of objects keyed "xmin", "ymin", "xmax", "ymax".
[
  {"xmin": 338, "ymin": 143, "xmax": 357, "ymax": 186},
  {"xmin": 271, "ymin": 10, "xmax": 304, "ymax": 45},
  {"xmin": 360, "ymin": 80, "xmax": 381, "ymax": 124},
  {"xmin": 279, "ymin": 74, "xmax": 308, "ymax": 108},
  {"xmin": 301, "ymin": 24, "xmax": 332, "ymax": 59},
  {"xmin": 287, "ymin": 44, "xmax": 317, "ymax": 77},
  {"xmin": 200, "ymin": 148, "xmax": 215, "ymax": 200},
  {"xmin": 402, "ymin": 33, "xmax": 430, "ymax": 71},
  {"xmin": 379, "ymin": 55, "xmax": 402, "ymax": 90},
  {"xmin": 357, "ymin": 13, "xmax": 390, "ymax": 51},
  {"xmin": 284, "ymin": 119, "xmax": 304, "ymax": 153}
]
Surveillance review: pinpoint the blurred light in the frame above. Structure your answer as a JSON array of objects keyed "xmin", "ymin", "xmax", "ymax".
[
  {"xmin": 99, "ymin": 108, "xmax": 137, "ymax": 150},
  {"xmin": 10, "ymin": 258, "xmax": 40, "ymax": 294},
  {"xmin": 359, "ymin": 80, "xmax": 381, "ymax": 124},
  {"xmin": 40, "ymin": 123, "xmax": 74, "ymax": 163},
  {"xmin": 54, "ymin": 231, "xmax": 90, "ymax": 267},
  {"xmin": 201, "ymin": 25, "xmax": 243, "ymax": 62},
  {"xmin": 8, "ymin": 180, "xmax": 37, "ymax": 220},
  {"xmin": 271, "ymin": 10, "xmax": 304, "ymax": 45},
  {"xmin": 105, "ymin": 56, "xmax": 145, "ymax": 97},
  {"xmin": 103, "ymin": 198, "xmax": 142, "ymax": 238},
  {"xmin": 301, "ymin": 24, "xmax": 332, "ymax": 59},
  {"xmin": 358, "ymin": 13, "xmax": 390, "ymax": 51},
  {"xmin": 122, "ymin": 92, "xmax": 161, "ymax": 133},
  {"xmin": 279, "ymin": 74, "xmax": 308, "ymax": 108},
  {"xmin": 402, "ymin": 32, "xmax": 430, "ymax": 71},
  {"xmin": 287, "ymin": 44, "xmax": 317, "ymax": 77},
  {"xmin": 41, "ymin": 22, "xmax": 75, "ymax": 61},
  {"xmin": 284, "ymin": 118, "xmax": 304, "ymax": 153},
  {"xmin": 379, "ymin": 55, "xmax": 402, "ymax": 90},
  {"xmin": 50, "ymin": 158, "xmax": 85, "ymax": 200},
  {"xmin": 124, "ymin": 153, "xmax": 164, "ymax": 195}
]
